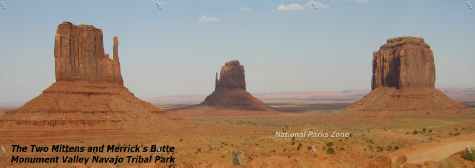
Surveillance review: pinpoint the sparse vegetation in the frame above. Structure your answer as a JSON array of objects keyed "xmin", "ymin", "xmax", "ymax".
[
  {"xmin": 464, "ymin": 147, "xmax": 475, "ymax": 161},
  {"xmin": 413, "ymin": 130, "xmax": 419, "ymax": 135},
  {"xmin": 367, "ymin": 139, "xmax": 374, "ymax": 144},
  {"xmin": 326, "ymin": 147, "xmax": 335, "ymax": 155},
  {"xmin": 376, "ymin": 146, "xmax": 383, "ymax": 152},
  {"xmin": 449, "ymin": 132, "xmax": 461, "ymax": 136},
  {"xmin": 386, "ymin": 145, "xmax": 392, "ymax": 151}
]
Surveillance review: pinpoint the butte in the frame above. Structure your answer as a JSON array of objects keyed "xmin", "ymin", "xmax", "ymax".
[
  {"xmin": 0, "ymin": 22, "xmax": 159, "ymax": 128},
  {"xmin": 346, "ymin": 36, "xmax": 467, "ymax": 115},
  {"xmin": 201, "ymin": 60, "xmax": 269, "ymax": 111}
]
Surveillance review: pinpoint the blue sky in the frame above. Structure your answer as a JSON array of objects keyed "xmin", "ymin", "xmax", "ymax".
[{"xmin": 0, "ymin": 0, "xmax": 474, "ymax": 105}]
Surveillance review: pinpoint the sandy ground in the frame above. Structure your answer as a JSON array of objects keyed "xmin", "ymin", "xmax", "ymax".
[{"xmin": 0, "ymin": 106, "xmax": 474, "ymax": 167}]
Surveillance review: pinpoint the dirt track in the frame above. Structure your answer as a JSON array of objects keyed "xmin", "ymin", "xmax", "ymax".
[{"xmin": 393, "ymin": 133, "xmax": 475, "ymax": 164}]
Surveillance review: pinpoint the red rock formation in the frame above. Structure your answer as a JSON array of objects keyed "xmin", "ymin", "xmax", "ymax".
[
  {"xmin": 371, "ymin": 37, "xmax": 435, "ymax": 89},
  {"xmin": 347, "ymin": 36, "xmax": 466, "ymax": 115},
  {"xmin": 202, "ymin": 60, "xmax": 269, "ymax": 111},
  {"xmin": 1, "ymin": 22, "xmax": 159, "ymax": 128},
  {"xmin": 54, "ymin": 22, "xmax": 123, "ymax": 84},
  {"xmin": 216, "ymin": 60, "xmax": 246, "ymax": 91}
]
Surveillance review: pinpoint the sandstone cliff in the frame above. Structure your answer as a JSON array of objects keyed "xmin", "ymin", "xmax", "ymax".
[
  {"xmin": 202, "ymin": 60, "xmax": 269, "ymax": 111},
  {"xmin": 372, "ymin": 37, "xmax": 435, "ymax": 89},
  {"xmin": 215, "ymin": 60, "xmax": 246, "ymax": 91},
  {"xmin": 54, "ymin": 22, "xmax": 123, "ymax": 84}
]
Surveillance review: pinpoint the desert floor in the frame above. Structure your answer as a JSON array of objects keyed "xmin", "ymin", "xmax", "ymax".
[{"xmin": 0, "ymin": 105, "xmax": 474, "ymax": 168}]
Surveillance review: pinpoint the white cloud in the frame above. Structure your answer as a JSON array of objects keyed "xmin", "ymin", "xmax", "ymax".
[
  {"xmin": 276, "ymin": 3, "xmax": 305, "ymax": 12},
  {"xmin": 276, "ymin": 1, "xmax": 331, "ymax": 12},
  {"xmin": 198, "ymin": 16, "xmax": 221, "ymax": 23},
  {"xmin": 306, "ymin": 0, "xmax": 330, "ymax": 10},
  {"xmin": 355, "ymin": 0, "xmax": 369, "ymax": 4},
  {"xmin": 240, "ymin": 7, "xmax": 253, "ymax": 12}
]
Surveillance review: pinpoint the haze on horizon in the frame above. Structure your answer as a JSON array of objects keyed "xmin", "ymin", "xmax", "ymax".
[{"xmin": 0, "ymin": 0, "xmax": 474, "ymax": 105}]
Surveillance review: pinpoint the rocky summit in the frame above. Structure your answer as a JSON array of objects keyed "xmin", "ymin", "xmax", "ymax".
[
  {"xmin": 347, "ymin": 36, "xmax": 466, "ymax": 115},
  {"xmin": 202, "ymin": 60, "xmax": 269, "ymax": 111},
  {"xmin": 0, "ymin": 22, "xmax": 159, "ymax": 128}
]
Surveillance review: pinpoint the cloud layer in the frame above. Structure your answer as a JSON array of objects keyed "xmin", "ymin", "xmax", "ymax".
[{"xmin": 276, "ymin": 3, "xmax": 305, "ymax": 12}]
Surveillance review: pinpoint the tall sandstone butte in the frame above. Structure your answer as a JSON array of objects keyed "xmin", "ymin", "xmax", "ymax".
[
  {"xmin": 371, "ymin": 37, "xmax": 435, "ymax": 89},
  {"xmin": 347, "ymin": 36, "xmax": 466, "ymax": 115},
  {"xmin": 202, "ymin": 60, "xmax": 269, "ymax": 111},
  {"xmin": 54, "ymin": 22, "xmax": 123, "ymax": 84},
  {"xmin": 2, "ymin": 22, "xmax": 159, "ymax": 128}
]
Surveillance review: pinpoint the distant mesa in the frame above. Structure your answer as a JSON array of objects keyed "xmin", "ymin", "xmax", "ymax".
[
  {"xmin": 202, "ymin": 60, "xmax": 269, "ymax": 111},
  {"xmin": 347, "ymin": 36, "xmax": 467, "ymax": 115},
  {"xmin": 1, "ymin": 21, "xmax": 159, "ymax": 127}
]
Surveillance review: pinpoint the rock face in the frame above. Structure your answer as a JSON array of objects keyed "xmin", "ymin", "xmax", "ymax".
[
  {"xmin": 55, "ymin": 22, "xmax": 123, "ymax": 85},
  {"xmin": 371, "ymin": 37, "xmax": 435, "ymax": 89},
  {"xmin": 1, "ymin": 22, "xmax": 159, "ymax": 128},
  {"xmin": 216, "ymin": 60, "xmax": 246, "ymax": 91},
  {"xmin": 347, "ymin": 36, "xmax": 466, "ymax": 115},
  {"xmin": 202, "ymin": 60, "xmax": 268, "ymax": 111}
]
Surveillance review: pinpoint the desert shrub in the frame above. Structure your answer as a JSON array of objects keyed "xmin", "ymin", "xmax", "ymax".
[
  {"xmin": 386, "ymin": 145, "xmax": 392, "ymax": 151},
  {"xmin": 376, "ymin": 146, "xmax": 383, "ymax": 152},
  {"xmin": 326, "ymin": 147, "xmax": 335, "ymax": 155},
  {"xmin": 326, "ymin": 142, "xmax": 334, "ymax": 147},
  {"xmin": 464, "ymin": 147, "xmax": 475, "ymax": 161},
  {"xmin": 367, "ymin": 139, "xmax": 375, "ymax": 144},
  {"xmin": 196, "ymin": 148, "xmax": 201, "ymax": 153}
]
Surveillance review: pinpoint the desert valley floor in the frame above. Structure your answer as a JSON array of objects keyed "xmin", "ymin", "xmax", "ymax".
[{"xmin": 0, "ymin": 104, "xmax": 474, "ymax": 168}]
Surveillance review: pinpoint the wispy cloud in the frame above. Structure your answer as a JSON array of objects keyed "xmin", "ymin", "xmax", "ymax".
[
  {"xmin": 198, "ymin": 16, "xmax": 221, "ymax": 23},
  {"xmin": 276, "ymin": 3, "xmax": 305, "ymax": 12},
  {"xmin": 240, "ymin": 7, "xmax": 253, "ymax": 12},
  {"xmin": 306, "ymin": 0, "xmax": 330, "ymax": 10},
  {"xmin": 276, "ymin": 0, "xmax": 331, "ymax": 12}
]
